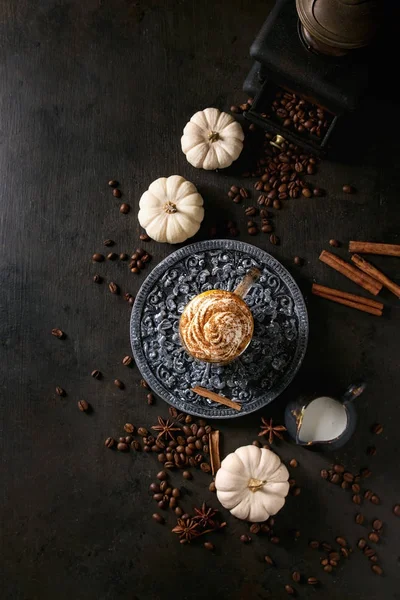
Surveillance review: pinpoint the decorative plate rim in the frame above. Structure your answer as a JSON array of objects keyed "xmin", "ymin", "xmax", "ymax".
[{"xmin": 130, "ymin": 239, "xmax": 308, "ymax": 419}]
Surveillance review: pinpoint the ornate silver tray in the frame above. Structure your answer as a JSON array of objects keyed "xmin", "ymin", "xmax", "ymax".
[{"xmin": 130, "ymin": 240, "xmax": 308, "ymax": 418}]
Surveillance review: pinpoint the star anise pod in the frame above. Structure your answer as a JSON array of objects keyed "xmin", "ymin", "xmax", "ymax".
[
  {"xmin": 172, "ymin": 518, "xmax": 201, "ymax": 543},
  {"xmin": 151, "ymin": 416, "xmax": 181, "ymax": 441},
  {"xmin": 258, "ymin": 417, "xmax": 287, "ymax": 444},
  {"xmin": 193, "ymin": 502, "xmax": 218, "ymax": 529}
]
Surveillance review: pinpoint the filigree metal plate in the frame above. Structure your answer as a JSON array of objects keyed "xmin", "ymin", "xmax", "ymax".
[{"xmin": 131, "ymin": 240, "xmax": 308, "ymax": 418}]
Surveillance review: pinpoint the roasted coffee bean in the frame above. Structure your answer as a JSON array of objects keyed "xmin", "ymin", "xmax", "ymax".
[
  {"xmin": 203, "ymin": 445, "xmax": 209, "ymax": 454},
  {"xmin": 313, "ymin": 187, "xmax": 324, "ymax": 197},
  {"xmin": 341, "ymin": 548, "xmax": 350, "ymax": 558},
  {"xmin": 371, "ymin": 494, "xmax": 380, "ymax": 505},
  {"xmin": 93, "ymin": 274, "xmax": 102, "ymax": 284},
  {"xmin": 352, "ymin": 494, "xmax": 362, "ymax": 505},
  {"xmin": 153, "ymin": 493, "xmax": 163, "ymax": 502},
  {"xmin": 307, "ymin": 577, "xmax": 318, "ymax": 586},
  {"xmin": 264, "ymin": 555, "xmax": 275, "ymax": 566},
  {"xmin": 293, "ymin": 256, "xmax": 303, "ymax": 266},
  {"xmin": 139, "ymin": 233, "xmax": 150, "ymax": 241},
  {"xmin": 342, "ymin": 184, "xmax": 355, "ymax": 194},
  {"xmin": 309, "ymin": 540, "xmax": 320, "ymax": 549},
  {"xmin": 113, "ymin": 188, "xmax": 122, "ymax": 198},
  {"xmin": 355, "ymin": 513, "xmax": 364, "ymax": 525},
  {"xmin": 252, "ymin": 440, "xmax": 261, "ymax": 448},
  {"xmin": 131, "ymin": 440, "xmax": 141, "ymax": 451},
  {"xmin": 289, "ymin": 459, "xmax": 298, "ymax": 468},
  {"xmin": 341, "ymin": 481, "xmax": 349, "ymax": 490},
  {"xmin": 333, "ymin": 464, "xmax": 345, "ymax": 474},
  {"xmin": 343, "ymin": 472, "xmax": 354, "ymax": 483},
  {"xmin": 124, "ymin": 423, "xmax": 135, "ymax": 434},
  {"xmin": 302, "ymin": 188, "xmax": 312, "ymax": 198},
  {"xmin": 329, "ymin": 239, "xmax": 340, "ymax": 248},
  {"xmin": 272, "ymin": 199, "xmax": 281, "ymax": 210},
  {"xmin": 107, "ymin": 252, "xmax": 118, "ymax": 261},
  {"xmin": 335, "ymin": 537, "xmax": 347, "ymax": 547},
  {"xmin": 122, "ymin": 355, "xmax": 133, "ymax": 367},
  {"xmin": 260, "ymin": 208, "xmax": 270, "ymax": 219},
  {"xmin": 249, "ymin": 524, "xmax": 260, "ymax": 534},
  {"xmin": 367, "ymin": 446, "xmax": 377, "ymax": 456},
  {"xmin": 209, "ymin": 481, "xmax": 216, "ymax": 492},
  {"xmin": 200, "ymin": 462, "xmax": 211, "ymax": 473},
  {"xmin": 152, "ymin": 513, "xmax": 164, "ymax": 524},
  {"xmin": 117, "ymin": 442, "xmax": 128, "ymax": 452},
  {"xmin": 108, "ymin": 180, "xmax": 118, "ymax": 187},
  {"xmin": 394, "ymin": 504, "xmax": 400, "ymax": 516},
  {"xmin": 169, "ymin": 497, "xmax": 177, "ymax": 509},
  {"xmin": 140, "ymin": 379, "xmax": 149, "ymax": 389},
  {"xmin": 104, "ymin": 239, "xmax": 115, "ymax": 247},
  {"xmin": 240, "ymin": 534, "xmax": 251, "ymax": 543},
  {"xmin": 357, "ymin": 538, "xmax": 367, "ymax": 549},
  {"xmin": 320, "ymin": 469, "xmax": 329, "ymax": 481},
  {"xmin": 254, "ymin": 181, "xmax": 264, "ymax": 191},
  {"xmin": 137, "ymin": 427, "xmax": 148, "ymax": 437},
  {"xmin": 136, "ymin": 260, "xmax": 144, "ymax": 269},
  {"xmin": 119, "ymin": 253, "xmax": 128, "ymax": 261},
  {"xmin": 114, "ymin": 379, "xmax": 124, "ymax": 390},
  {"xmin": 371, "ymin": 565, "xmax": 383, "ymax": 575},
  {"xmin": 131, "ymin": 267, "xmax": 140, "ymax": 274},
  {"xmin": 371, "ymin": 423, "xmax": 383, "ymax": 435},
  {"xmin": 292, "ymin": 571, "xmax": 301, "ymax": 583},
  {"xmin": 55, "ymin": 386, "xmax": 66, "ymax": 397},
  {"xmin": 289, "ymin": 478, "xmax": 296, "ymax": 488},
  {"xmin": 284, "ymin": 585, "xmax": 295, "ymax": 595},
  {"xmin": 164, "ymin": 461, "xmax": 175, "ymax": 469},
  {"xmin": 109, "ymin": 282, "xmax": 119, "ymax": 295},
  {"xmin": 292, "ymin": 487, "xmax": 301, "ymax": 496},
  {"xmin": 352, "ymin": 484, "xmax": 361, "ymax": 493},
  {"xmin": 147, "ymin": 393, "xmax": 154, "ymax": 405},
  {"xmin": 92, "ymin": 253, "xmax": 104, "ymax": 263},
  {"xmin": 248, "ymin": 226, "xmax": 258, "ymax": 236},
  {"xmin": 150, "ymin": 482, "xmax": 160, "ymax": 493},
  {"xmin": 323, "ymin": 565, "xmax": 333, "ymax": 573},
  {"xmin": 105, "ymin": 437, "xmax": 115, "ymax": 448},
  {"xmin": 245, "ymin": 206, "xmax": 258, "ymax": 217},
  {"xmin": 368, "ymin": 532, "xmax": 380, "ymax": 543},
  {"xmin": 270, "ymin": 536, "xmax": 280, "ymax": 544},
  {"xmin": 204, "ymin": 542, "xmax": 214, "ymax": 551},
  {"xmin": 232, "ymin": 194, "xmax": 241, "ymax": 204},
  {"xmin": 269, "ymin": 233, "xmax": 279, "ymax": 245},
  {"xmin": 331, "ymin": 473, "xmax": 341, "ymax": 484},
  {"xmin": 364, "ymin": 490, "xmax": 373, "ymax": 500},
  {"xmin": 78, "ymin": 400, "xmax": 89, "ymax": 412},
  {"xmin": 329, "ymin": 560, "xmax": 338, "ymax": 567},
  {"xmin": 239, "ymin": 187, "xmax": 249, "ymax": 198},
  {"xmin": 369, "ymin": 554, "xmax": 379, "ymax": 563},
  {"xmin": 329, "ymin": 552, "xmax": 340, "ymax": 561}
]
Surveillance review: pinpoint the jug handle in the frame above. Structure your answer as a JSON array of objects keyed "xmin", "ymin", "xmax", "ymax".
[
  {"xmin": 341, "ymin": 381, "xmax": 366, "ymax": 403},
  {"xmin": 233, "ymin": 267, "xmax": 261, "ymax": 299}
]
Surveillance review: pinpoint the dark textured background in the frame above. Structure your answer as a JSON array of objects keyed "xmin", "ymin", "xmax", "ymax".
[{"xmin": 0, "ymin": 1, "xmax": 399, "ymax": 599}]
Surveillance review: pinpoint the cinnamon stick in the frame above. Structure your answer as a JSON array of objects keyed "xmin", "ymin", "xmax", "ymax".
[
  {"xmin": 191, "ymin": 386, "xmax": 241, "ymax": 411},
  {"xmin": 312, "ymin": 284, "xmax": 384, "ymax": 310},
  {"xmin": 319, "ymin": 250, "xmax": 382, "ymax": 295},
  {"xmin": 349, "ymin": 241, "xmax": 400, "ymax": 257},
  {"xmin": 351, "ymin": 254, "xmax": 400, "ymax": 299},
  {"xmin": 209, "ymin": 430, "xmax": 221, "ymax": 476},
  {"xmin": 312, "ymin": 288, "xmax": 382, "ymax": 316}
]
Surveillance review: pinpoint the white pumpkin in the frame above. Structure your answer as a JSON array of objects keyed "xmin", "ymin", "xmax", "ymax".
[
  {"xmin": 138, "ymin": 175, "xmax": 204, "ymax": 244},
  {"xmin": 181, "ymin": 108, "xmax": 244, "ymax": 170},
  {"xmin": 215, "ymin": 445, "xmax": 289, "ymax": 523}
]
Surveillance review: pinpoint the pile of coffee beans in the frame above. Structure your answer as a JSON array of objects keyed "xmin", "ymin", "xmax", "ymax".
[
  {"xmin": 150, "ymin": 471, "xmax": 183, "ymax": 515},
  {"xmin": 129, "ymin": 248, "xmax": 152, "ymax": 274},
  {"xmin": 270, "ymin": 89, "xmax": 332, "ymax": 140}
]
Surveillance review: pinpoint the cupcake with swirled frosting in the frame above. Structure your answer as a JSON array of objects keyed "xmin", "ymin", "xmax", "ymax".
[{"xmin": 179, "ymin": 289, "xmax": 254, "ymax": 365}]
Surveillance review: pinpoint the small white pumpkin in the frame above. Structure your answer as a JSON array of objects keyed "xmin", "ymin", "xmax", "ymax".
[
  {"xmin": 138, "ymin": 175, "xmax": 204, "ymax": 244},
  {"xmin": 181, "ymin": 108, "xmax": 244, "ymax": 170},
  {"xmin": 215, "ymin": 445, "xmax": 289, "ymax": 523}
]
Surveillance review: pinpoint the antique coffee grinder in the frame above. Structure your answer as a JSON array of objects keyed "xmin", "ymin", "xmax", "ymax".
[{"xmin": 243, "ymin": 0, "xmax": 381, "ymax": 155}]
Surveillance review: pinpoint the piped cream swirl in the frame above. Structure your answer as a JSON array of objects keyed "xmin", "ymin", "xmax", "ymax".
[{"xmin": 179, "ymin": 290, "xmax": 253, "ymax": 364}]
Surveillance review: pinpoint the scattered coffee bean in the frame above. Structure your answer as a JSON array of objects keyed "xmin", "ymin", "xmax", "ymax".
[
  {"xmin": 371, "ymin": 423, "xmax": 383, "ymax": 435},
  {"xmin": 239, "ymin": 187, "xmax": 249, "ymax": 198},
  {"xmin": 204, "ymin": 542, "xmax": 214, "ymax": 551},
  {"xmin": 147, "ymin": 393, "xmax": 154, "ymax": 405},
  {"xmin": 149, "ymin": 482, "xmax": 160, "ymax": 493},
  {"xmin": 270, "ymin": 536, "xmax": 280, "ymax": 544},
  {"xmin": 140, "ymin": 379, "xmax": 149, "ymax": 389},
  {"xmin": 245, "ymin": 206, "xmax": 258, "ymax": 217},
  {"xmin": 323, "ymin": 565, "xmax": 333, "ymax": 573},
  {"xmin": 200, "ymin": 462, "xmax": 211, "ymax": 473},
  {"xmin": 360, "ymin": 468, "xmax": 372, "ymax": 478},
  {"xmin": 331, "ymin": 474, "xmax": 341, "ymax": 484},
  {"xmin": 264, "ymin": 555, "xmax": 275, "ymax": 566},
  {"xmin": 352, "ymin": 494, "xmax": 362, "ymax": 505},
  {"xmin": 105, "ymin": 437, "xmax": 115, "ymax": 448},
  {"xmin": 240, "ymin": 534, "xmax": 251, "ymax": 543},
  {"xmin": 78, "ymin": 400, "xmax": 89, "ymax": 412},
  {"xmin": 367, "ymin": 446, "xmax": 377, "ymax": 456},
  {"xmin": 248, "ymin": 226, "xmax": 258, "ymax": 236},
  {"xmin": 289, "ymin": 459, "xmax": 298, "ymax": 468},
  {"xmin": 371, "ymin": 565, "xmax": 383, "ymax": 575},
  {"xmin": 55, "ymin": 386, "xmax": 65, "ymax": 397},
  {"xmin": 139, "ymin": 233, "xmax": 150, "ymax": 241},
  {"xmin": 117, "ymin": 442, "xmax": 128, "ymax": 452},
  {"xmin": 357, "ymin": 538, "xmax": 367, "ymax": 549},
  {"xmin": 352, "ymin": 483, "xmax": 361, "ymax": 493},
  {"xmin": 343, "ymin": 472, "xmax": 354, "ymax": 483},
  {"xmin": 124, "ymin": 423, "xmax": 135, "ymax": 434},
  {"xmin": 113, "ymin": 188, "xmax": 122, "ymax": 198},
  {"xmin": 335, "ymin": 536, "xmax": 347, "ymax": 547},
  {"xmin": 269, "ymin": 233, "xmax": 279, "ymax": 245},
  {"xmin": 209, "ymin": 481, "xmax": 216, "ymax": 492},
  {"xmin": 137, "ymin": 427, "xmax": 148, "ymax": 437},
  {"xmin": 131, "ymin": 440, "xmax": 141, "ymax": 451},
  {"xmin": 108, "ymin": 180, "xmax": 118, "ymax": 187},
  {"xmin": 107, "ymin": 252, "xmax": 118, "ymax": 261},
  {"xmin": 364, "ymin": 490, "xmax": 373, "ymax": 500},
  {"xmin": 118, "ymin": 203, "xmax": 130, "ymax": 214},
  {"xmin": 307, "ymin": 577, "xmax": 318, "ymax": 586},
  {"xmin": 284, "ymin": 585, "xmax": 295, "ymax": 595},
  {"xmin": 393, "ymin": 504, "xmax": 400, "ymax": 516},
  {"xmin": 341, "ymin": 481, "xmax": 349, "ymax": 490},
  {"xmin": 92, "ymin": 253, "xmax": 104, "ymax": 263},
  {"xmin": 355, "ymin": 514, "xmax": 364, "ymax": 525},
  {"xmin": 93, "ymin": 274, "xmax": 102, "ymax": 283},
  {"xmin": 371, "ymin": 494, "xmax": 380, "ymax": 505},
  {"xmin": 252, "ymin": 440, "xmax": 261, "ymax": 448},
  {"xmin": 262, "ymin": 224, "xmax": 273, "ymax": 233},
  {"xmin": 333, "ymin": 464, "xmax": 345, "ymax": 473},
  {"xmin": 342, "ymin": 184, "xmax": 355, "ymax": 194},
  {"xmin": 91, "ymin": 369, "xmax": 101, "ymax": 379},
  {"xmin": 372, "ymin": 519, "xmax": 382, "ymax": 530},
  {"xmin": 329, "ymin": 239, "xmax": 340, "ymax": 247},
  {"xmin": 292, "ymin": 487, "xmax": 301, "ymax": 496},
  {"xmin": 249, "ymin": 524, "xmax": 260, "ymax": 534},
  {"xmin": 273, "ymin": 199, "xmax": 281, "ymax": 210},
  {"xmin": 293, "ymin": 256, "xmax": 303, "ymax": 266},
  {"xmin": 292, "ymin": 571, "xmax": 301, "ymax": 583},
  {"xmin": 309, "ymin": 540, "xmax": 320, "ymax": 549},
  {"xmin": 114, "ymin": 379, "xmax": 124, "ymax": 390},
  {"xmin": 104, "ymin": 239, "xmax": 114, "ymax": 247},
  {"xmin": 313, "ymin": 188, "xmax": 324, "ymax": 197},
  {"xmin": 320, "ymin": 469, "xmax": 329, "ymax": 480},
  {"xmin": 108, "ymin": 282, "xmax": 119, "ymax": 294},
  {"xmin": 368, "ymin": 532, "xmax": 380, "ymax": 543},
  {"xmin": 302, "ymin": 188, "xmax": 312, "ymax": 198},
  {"xmin": 122, "ymin": 355, "xmax": 133, "ymax": 366},
  {"xmin": 364, "ymin": 547, "xmax": 375, "ymax": 558},
  {"xmin": 152, "ymin": 513, "xmax": 164, "ymax": 524}
]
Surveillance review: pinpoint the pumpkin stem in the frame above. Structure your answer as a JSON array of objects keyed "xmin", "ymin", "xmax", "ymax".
[
  {"xmin": 163, "ymin": 201, "xmax": 178, "ymax": 214},
  {"xmin": 248, "ymin": 477, "xmax": 266, "ymax": 492},
  {"xmin": 208, "ymin": 131, "xmax": 220, "ymax": 143}
]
